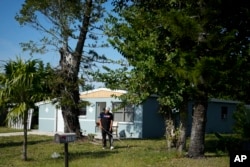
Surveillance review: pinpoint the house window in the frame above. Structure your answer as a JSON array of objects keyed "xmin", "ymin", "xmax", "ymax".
[
  {"xmin": 112, "ymin": 102, "xmax": 134, "ymax": 122},
  {"xmin": 79, "ymin": 107, "xmax": 86, "ymax": 116},
  {"xmin": 221, "ymin": 106, "xmax": 228, "ymax": 120}
]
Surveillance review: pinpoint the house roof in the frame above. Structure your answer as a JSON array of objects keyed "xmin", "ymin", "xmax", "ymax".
[
  {"xmin": 80, "ymin": 88, "xmax": 127, "ymax": 99},
  {"xmin": 35, "ymin": 100, "xmax": 50, "ymax": 106}
]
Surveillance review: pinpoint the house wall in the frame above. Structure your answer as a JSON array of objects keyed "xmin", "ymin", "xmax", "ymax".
[
  {"xmin": 79, "ymin": 97, "xmax": 120, "ymax": 135},
  {"xmin": 116, "ymin": 105, "xmax": 143, "ymax": 138},
  {"xmin": 79, "ymin": 97, "xmax": 144, "ymax": 138},
  {"xmin": 37, "ymin": 96, "xmax": 239, "ymax": 138},
  {"xmin": 38, "ymin": 102, "xmax": 57, "ymax": 132},
  {"xmin": 206, "ymin": 101, "xmax": 236, "ymax": 133},
  {"xmin": 142, "ymin": 97, "xmax": 165, "ymax": 138},
  {"xmin": 36, "ymin": 96, "xmax": 164, "ymax": 138},
  {"xmin": 187, "ymin": 99, "xmax": 238, "ymax": 135}
]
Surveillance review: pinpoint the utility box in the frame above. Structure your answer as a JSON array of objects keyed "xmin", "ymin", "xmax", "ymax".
[{"xmin": 54, "ymin": 133, "xmax": 76, "ymax": 143}]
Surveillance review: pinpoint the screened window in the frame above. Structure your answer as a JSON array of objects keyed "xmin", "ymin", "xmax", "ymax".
[
  {"xmin": 112, "ymin": 102, "xmax": 134, "ymax": 122},
  {"xmin": 221, "ymin": 106, "xmax": 228, "ymax": 120},
  {"xmin": 79, "ymin": 107, "xmax": 86, "ymax": 116}
]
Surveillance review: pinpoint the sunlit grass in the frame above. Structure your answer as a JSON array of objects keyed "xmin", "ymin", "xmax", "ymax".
[
  {"xmin": 0, "ymin": 126, "xmax": 23, "ymax": 133},
  {"xmin": 0, "ymin": 133, "xmax": 229, "ymax": 167}
]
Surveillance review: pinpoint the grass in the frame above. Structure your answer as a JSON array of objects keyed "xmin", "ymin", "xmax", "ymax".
[
  {"xmin": 0, "ymin": 126, "xmax": 23, "ymax": 133},
  {"xmin": 0, "ymin": 133, "xmax": 230, "ymax": 167}
]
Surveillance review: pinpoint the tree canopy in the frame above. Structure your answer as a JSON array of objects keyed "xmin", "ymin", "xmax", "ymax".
[
  {"xmin": 96, "ymin": 0, "xmax": 250, "ymax": 157},
  {"xmin": 15, "ymin": 0, "xmax": 110, "ymax": 136}
]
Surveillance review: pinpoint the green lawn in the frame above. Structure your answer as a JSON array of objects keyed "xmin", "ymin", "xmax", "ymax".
[
  {"xmin": 0, "ymin": 133, "xmax": 229, "ymax": 167},
  {"xmin": 0, "ymin": 126, "xmax": 23, "ymax": 133}
]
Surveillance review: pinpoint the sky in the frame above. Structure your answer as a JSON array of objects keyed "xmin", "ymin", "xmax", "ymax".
[
  {"xmin": 0, "ymin": 0, "xmax": 123, "ymax": 72},
  {"xmin": 0, "ymin": 0, "xmax": 57, "ymax": 66}
]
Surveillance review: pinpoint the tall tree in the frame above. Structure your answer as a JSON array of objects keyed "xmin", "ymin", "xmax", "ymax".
[
  {"xmin": 100, "ymin": 0, "xmax": 201, "ymax": 152},
  {"xmin": 99, "ymin": 0, "xmax": 250, "ymax": 158},
  {"xmin": 0, "ymin": 57, "xmax": 52, "ymax": 160},
  {"xmin": 187, "ymin": 0, "xmax": 250, "ymax": 157},
  {"xmin": 15, "ymin": 0, "xmax": 108, "ymax": 137}
]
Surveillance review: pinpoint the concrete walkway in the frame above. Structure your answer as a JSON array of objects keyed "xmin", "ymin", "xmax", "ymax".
[{"xmin": 0, "ymin": 130, "xmax": 55, "ymax": 137}]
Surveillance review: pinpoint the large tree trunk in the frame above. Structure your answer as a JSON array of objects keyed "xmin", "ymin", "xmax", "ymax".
[
  {"xmin": 59, "ymin": 0, "xmax": 93, "ymax": 138},
  {"xmin": 187, "ymin": 97, "xmax": 207, "ymax": 158},
  {"xmin": 59, "ymin": 48, "xmax": 82, "ymax": 137},
  {"xmin": 62, "ymin": 105, "xmax": 81, "ymax": 134}
]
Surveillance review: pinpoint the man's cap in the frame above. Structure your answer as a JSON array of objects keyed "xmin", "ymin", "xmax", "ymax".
[{"xmin": 105, "ymin": 107, "xmax": 110, "ymax": 111}]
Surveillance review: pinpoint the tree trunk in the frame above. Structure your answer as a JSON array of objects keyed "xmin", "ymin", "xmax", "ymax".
[
  {"xmin": 62, "ymin": 105, "xmax": 81, "ymax": 135},
  {"xmin": 176, "ymin": 94, "xmax": 188, "ymax": 153},
  {"xmin": 59, "ymin": 0, "xmax": 93, "ymax": 138},
  {"xmin": 22, "ymin": 110, "xmax": 28, "ymax": 161},
  {"xmin": 166, "ymin": 118, "xmax": 176, "ymax": 150},
  {"xmin": 59, "ymin": 48, "xmax": 82, "ymax": 137},
  {"xmin": 187, "ymin": 98, "xmax": 207, "ymax": 158}
]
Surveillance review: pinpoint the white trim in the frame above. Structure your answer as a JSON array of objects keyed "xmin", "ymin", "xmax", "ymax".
[
  {"xmin": 78, "ymin": 116, "xmax": 87, "ymax": 119},
  {"xmin": 35, "ymin": 98, "xmax": 58, "ymax": 106},
  {"xmin": 117, "ymin": 121, "xmax": 142, "ymax": 125},
  {"xmin": 133, "ymin": 121, "xmax": 142, "ymax": 123},
  {"xmin": 79, "ymin": 119, "xmax": 95, "ymax": 122},
  {"xmin": 39, "ymin": 118, "xmax": 55, "ymax": 120},
  {"xmin": 35, "ymin": 100, "xmax": 51, "ymax": 106}
]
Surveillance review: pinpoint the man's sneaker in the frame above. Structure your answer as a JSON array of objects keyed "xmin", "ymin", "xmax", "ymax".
[
  {"xmin": 102, "ymin": 147, "xmax": 106, "ymax": 150},
  {"xmin": 110, "ymin": 146, "xmax": 114, "ymax": 150}
]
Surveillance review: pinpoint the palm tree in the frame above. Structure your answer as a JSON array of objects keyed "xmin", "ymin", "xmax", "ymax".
[{"xmin": 0, "ymin": 57, "xmax": 51, "ymax": 160}]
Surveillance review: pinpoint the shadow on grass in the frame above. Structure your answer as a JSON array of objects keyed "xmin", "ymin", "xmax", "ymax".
[
  {"xmin": 48, "ymin": 143, "xmax": 136, "ymax": 162},
  {"xmin": 204, "ymin": 153, "xmax": 229, "ymax": 158},
  {"xmin": 69, "ymin": 150, "xmax": 118, "ymax": 160},
  {"xmin": 0, "ymin": 139, "xmax": 52, "ymax": 148}
]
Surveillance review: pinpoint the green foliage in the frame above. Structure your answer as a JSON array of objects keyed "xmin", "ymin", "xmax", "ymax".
[
  {"xmin": 233, "ymin": 103, "xmax": 250, "ymax": 138},
  {"xmin": 0, "ymin": 57, "xmax": 53, "ymax": 121},
  {"xmin": 214, "ymin": 133, "xmax": 244, "ymax": 153},
  {"xmin": 103, "ymin": 1, "xmax": 195, "ymax": 108},
  {"xmin": 99, "ymin": 0, "xmax": 250, "ymax": 157},
  {"xmin": 0, "ymin": 57, "xmax": 53, "ymax": 108},
  {"xmin": 103, "ymin": 0, "xmax": 250, "ymax": 104}
]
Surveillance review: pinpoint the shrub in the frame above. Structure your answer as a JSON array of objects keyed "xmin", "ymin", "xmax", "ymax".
[{"xmin": 233, "ymin": 103, "xmax": 250, "ymax": 139}]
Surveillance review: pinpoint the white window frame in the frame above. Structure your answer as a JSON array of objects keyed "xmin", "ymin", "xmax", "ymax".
[{"xmin": 112, "ymin": 102, "xmax": 134, "ymax": 122}]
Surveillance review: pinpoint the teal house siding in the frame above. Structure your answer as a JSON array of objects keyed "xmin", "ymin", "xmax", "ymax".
[
  {"xmin": 206, "ymin": 100, "xmax": 237, "ymax": 133},
  {"xmin": 37, "ymin": 88, "xmax": 240, "ymax": 138},
  {"xmin": 187, "ymin": 98, "xmax": 239, "ymax": 135},
  {"xmin": 79, "ymin": 97, "xmax": 120, "ymax": 135},
  {"xmin": 36, "ymin": 89, "xmax": 165, "ymax": 138},
  {"xmin": 142, "ymin": 97, "xmax": 165, "ymax": 138},
  {"xmin": 115, "ymin": 105, "xmax": 143, "ymax": 138}
]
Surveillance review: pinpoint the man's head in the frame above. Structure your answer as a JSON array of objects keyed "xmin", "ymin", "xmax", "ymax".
[{"xmin": 105, "ymin": 107, "xmax": 110, "ymax": 113}]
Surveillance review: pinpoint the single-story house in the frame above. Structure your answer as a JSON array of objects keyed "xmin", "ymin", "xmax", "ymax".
[
  {"xmin": 187, "ymin": 98, "xmax": 239, "ymax": 135},
  {"xmin": 36, "ymin": 88, "xmax": 241, "ymax": 138},
  {"xmin": 36, "ymin": 88, "xmax": 165, "ymax": 138}
]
